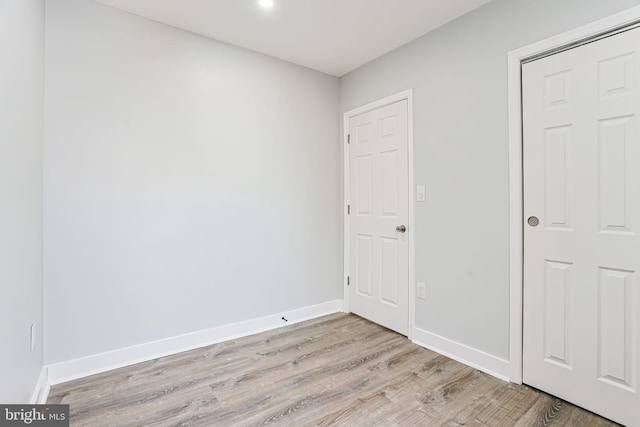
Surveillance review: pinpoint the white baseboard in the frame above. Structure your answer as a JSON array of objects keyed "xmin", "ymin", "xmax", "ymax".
[
  {"xmin": 412, "ymin": 327, "xmax": 511, "ymax": 382},
  {"xmin": 43, "ymin": 303, "xmax": 511, "ymax": 391},
  {"xmin": 47, "ymin": 299, "xmax": 344, "ymax": 385},
  {"xmin": 30, "ymin": 366, "xmax": 50, "ymax": 404}
]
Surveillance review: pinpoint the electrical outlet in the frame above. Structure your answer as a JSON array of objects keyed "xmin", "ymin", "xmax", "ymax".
[
  {"xmin": 416, "ymin": 282, "xmax": 426, "ymax": 300},
  {"xmin": 416, "ymin": 185, "xmax": 426, "ymax": 202},
  {"xmin": 30, "ymin": 323, "xmax": 36, "ymax": 351}
]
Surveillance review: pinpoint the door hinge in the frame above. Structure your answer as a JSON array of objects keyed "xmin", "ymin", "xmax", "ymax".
[
  {"xmin": 347, "ymin": 134, "xmax": 351, "ymax": 144},
  {"xmin": 347, "ymin": 276, "xmax": 350, "ymax": 286},
  {"xmin": 347, "ymin": 204, "xmax": 351, "ymax": 215}
]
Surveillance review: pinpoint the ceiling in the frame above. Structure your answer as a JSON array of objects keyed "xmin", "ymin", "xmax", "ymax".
[{"xmin": 93, "ymin": 0, "xmax": 492, "ymax": 76}]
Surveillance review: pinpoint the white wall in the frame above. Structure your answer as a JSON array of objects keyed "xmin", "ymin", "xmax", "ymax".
[
  {"xmin": 340, "ymin": 0, "xmax": 640, "ymax": 361},
  {"xmin": 44, "ymin": 0, "xmax": 340, "ymax": 364},
  {"xmin": 0, "ymin": 0, "xmax": 45, "ymax": 403}
]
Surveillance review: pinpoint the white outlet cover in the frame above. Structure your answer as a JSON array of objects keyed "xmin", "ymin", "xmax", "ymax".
[{"xmin": 416, "ymin": 185, "xmax": 426, "ymax": 202}]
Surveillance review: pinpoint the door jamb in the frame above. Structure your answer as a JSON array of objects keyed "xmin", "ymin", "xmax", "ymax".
[
  {"xmin": 507, "ymin": 5, "xmax": 640, "ymax": 383},
  {"xmin": 343, "ymin": 89, "xmax": 415, "ymax": 339}
]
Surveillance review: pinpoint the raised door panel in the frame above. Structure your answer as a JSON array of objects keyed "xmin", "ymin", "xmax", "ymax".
[
  {"xmin": 543, "ymin": 260, "xmax": 573, "ymax": 369},
  {"xmin": 598, "ymin": 267, "xmax": 636, "ymax": 392},
  {"xmin": 380, "ymin": 237, "xmax": 399, "ymax": 306}
]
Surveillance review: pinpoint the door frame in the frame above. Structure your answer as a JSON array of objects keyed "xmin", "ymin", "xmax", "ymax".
[
  {"xmin": 343, "ymin": 89, "xmax": 415, "ymax": 339},
  {"xmin": 507, "ymin": 5, "xmax": 640, "ymax": 384}
]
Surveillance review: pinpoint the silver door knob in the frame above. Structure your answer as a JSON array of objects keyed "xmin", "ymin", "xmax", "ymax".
[
  {"xmin": 528, "ymin": 216, "xmax": 540, "ymax": 227},
  {"xmin": 396, "ymin": 225, "xmax": 407, "ymax": 233}
]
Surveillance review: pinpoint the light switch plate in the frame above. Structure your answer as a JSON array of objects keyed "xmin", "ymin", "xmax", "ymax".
[
  {"xmin": 30, "ymin": 323, "xmax": 36, "ymax": 351},
  {"xmin": 416, "ymin": 185, "xmax": 426, "ymax": 202},
  {"xmin": 416, "ymin": 282, "xmax": 426, "ymax": 300}
]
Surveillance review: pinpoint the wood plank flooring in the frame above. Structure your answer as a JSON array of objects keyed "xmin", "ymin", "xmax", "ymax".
[{"xmin": 48, "ymin": 314, "xmax": 620, "ymax": 426}]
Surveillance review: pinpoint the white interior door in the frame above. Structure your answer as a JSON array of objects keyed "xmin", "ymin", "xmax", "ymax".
[
  {"xmin": 348, "ymin": 99, "xmax": 409, "ymax": 335},
  {"xmin": 523, "ymin": 27, "xmax": 640, "ymax": 427}
]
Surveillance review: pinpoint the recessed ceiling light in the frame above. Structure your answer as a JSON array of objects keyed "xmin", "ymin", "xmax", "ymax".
[{"xmin": 259, "ymin": 0, "xmax": 274, "ymax": 8}]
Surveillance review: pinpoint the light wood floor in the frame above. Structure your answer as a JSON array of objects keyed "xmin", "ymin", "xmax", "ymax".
[{"xmin": 48, "ymin": 313, "xmax": 619, "ymax": 426}]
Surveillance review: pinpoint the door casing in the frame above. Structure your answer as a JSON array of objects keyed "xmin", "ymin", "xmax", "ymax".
[
  {"xmin": 507, "ymin": 5, "xmax": 640, "ymax": 384},
  {"xmin": 343, "ymin": 89, "xmax": 415, "ymax": 340}
]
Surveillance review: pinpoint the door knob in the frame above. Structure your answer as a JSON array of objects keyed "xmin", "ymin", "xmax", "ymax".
[
  {"xmin": 396, "ymin": 225, "xmax": 407, "ymax": 233},
  {"xmin": 528, "ymin": 216, "xmax": 540, "ymax": 227}
]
